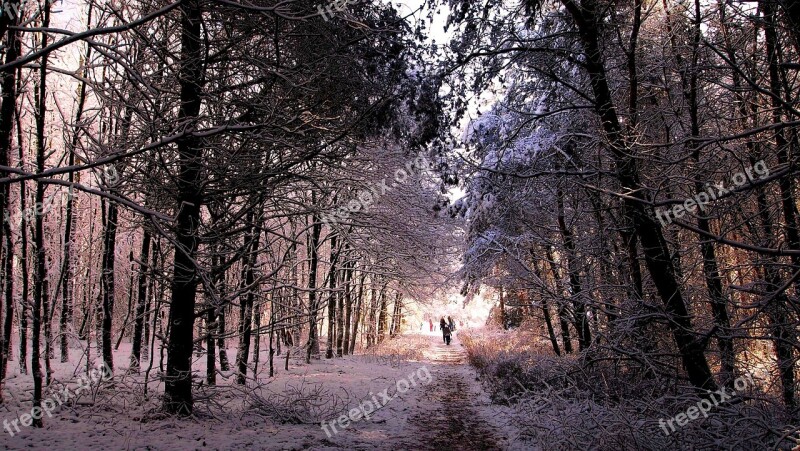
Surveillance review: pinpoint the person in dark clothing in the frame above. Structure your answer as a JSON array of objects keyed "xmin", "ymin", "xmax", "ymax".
[
  {"xmin": 440, "ymin": 317, "xmax": 446, "ymax": 331},
  {"xmin": 447, "ymin": 316, "xmax": 455, "ymax": 332},
  {"xmin": 442, "ymin": 323, "xmax": 451, "ymax": 345}
]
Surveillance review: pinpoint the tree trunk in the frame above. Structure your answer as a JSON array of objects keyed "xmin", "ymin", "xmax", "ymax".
[
  {"xmin": 662, "ymin": 0, "xmax": 736, "ymax": 388},
  {"xmin": 31, "ymin": 2, "xmax": 52, "ymax": 425},
  {"xmin": 366, "ymin": 279, "xmax": 379, "ymax": 348},
  {"xmin": 252, "ymin": 303, "xmax": 261, "ymax": 377},
  {"xmin": 335, "ymin": 280, "xmax": 345, "ymax": 356},
  {"xmin": 217, "ymin": 304, "xmax": 229, "ymax": 371},
  {"xmin": 377, "ymin": 285, "xmax": 388, "ymax": 343},
  {"xmin": 0, "ymin": 8, "xmax": 20, "ymax": 385},
  {"xmin": 18, "ymin": 208, "xmax": 28, "ymax": 375},
  {"xmin": 115, "ymin": 250, "xmax": 135, "ymax": 351},
  {"xmin": 349, "ymin": 271, "xmax": 366, "ymax": 354},
  {"xmin": 556, "ymin": 186, "xmax": 591, "ymax": 350},
  {"xmin": 532, "ymin": 262, "xmax": 561, "ymax": 356},
  {"xmin": 163, "ymin": 0, "xmax": 204, "ymax": 416},
  {"xmin": 269, "ymin": 304, "xmax": 275, "ymax": 377},
  {"xmin": 753, "ymin": 150, "xmax": 796, "ymax": 408},
  {"xmin": 559, "ymin": 0, "xmax": 716, "ymax": 392},
  {"xmin": 343, "ymin": 264, "xmax": 355, "ymax": 356},
  {"xmin": 763, "ymin": 4, "xmax": 799, "ymax": 408},
  {"xmin": 101, "ymin": 202, "xmax": 118, "ymax": 375},
  {"xmin": 544, "ymin": 245, "xmax": 572, "ymax": 353},
  {"xmin": 130, "ymin": 229, "xmax": 151, "ymax": 372},
  {"xmin": 204, "ymin": 250, "xmax": 221, "ymax": 385},
  {"xmin": 144, "ymin": 238, "xmax": 160, "ymax": 359},
  {"xmin": 59, "ymin": 15, "xmax": 91, "ymax": 362},
  {"xmin": 305, "ymin": 208, "xmax": 322, "ymax": 363},
  {"xmin": 389, "ymin": 291, "xmax": 402, "ymax": 337},
  {"xmin": 498, "ymin": 288, "xmax": 507, "ymax": 331},
  {"xmin": 325, "ymin": 234, "xmax": 338, "ymax": 359},
  {"xmin": 235, "ymin": 217, "xmax": 260, "ymax": 384},
  {"xmin": 2, "ymin": 220, "xmax": 12, "ymax": 380},
  {"xmin": 59, "ymin": 169, "xmax": 75, "ymax": 363}
]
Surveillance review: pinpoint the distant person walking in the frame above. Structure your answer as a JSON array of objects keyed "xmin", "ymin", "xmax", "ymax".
[
  {"xmin": 442, "ymin": 323, "xmax": 452, "ymax": 345},
  {"xmin": 429, "ymin": 319, "xmax": 434, "ymax": 332}
]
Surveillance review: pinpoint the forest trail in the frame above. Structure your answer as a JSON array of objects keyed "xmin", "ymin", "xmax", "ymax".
[
  {"xmin": 329, "ymin": 332, "xmax": 508, "ymax": 451},
  {"xmin": 403, "ymin": 333, "xmax": 504, "ymax": 450}
]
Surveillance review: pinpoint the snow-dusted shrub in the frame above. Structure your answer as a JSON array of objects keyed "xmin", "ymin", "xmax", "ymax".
[
  {"xmin": 357, "ymin": 334, "xmax": 429, "ymax": 366},
  {"xmin": 248, "ymin": 379, "xmax": 350, "ymax": 425},
  {"xmin": 507, "ymin": 387, "xmax": 798, "ymax": 450},
  {"xmin": 461, "ymin": 330, "xmax": 582, "ymax": 401},
  {"xmin": 461, "ymin": 330, "xmax": 799, "ymax": 450}
]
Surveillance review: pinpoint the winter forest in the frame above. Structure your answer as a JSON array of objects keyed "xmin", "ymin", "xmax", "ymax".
[{"xmin": 0, "ymin": 0, "xmax": 798, "ymax": 449}]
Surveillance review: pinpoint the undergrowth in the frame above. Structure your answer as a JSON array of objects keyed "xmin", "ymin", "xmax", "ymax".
[{"xmin": 461, "ymin": 329, "xmax": 799, "ymax": 451}]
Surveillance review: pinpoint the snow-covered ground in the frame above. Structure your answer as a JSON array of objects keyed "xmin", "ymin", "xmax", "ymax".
[{"xmin": 0, "ymin": 331, "xmax": 516, "ymax": 450}]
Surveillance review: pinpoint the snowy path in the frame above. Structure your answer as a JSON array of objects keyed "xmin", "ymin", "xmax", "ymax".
[
  {"xmin": 405, "ymin": 334, "xmax": 504, "ymax": 450},
  {"xmin": 323, "ymin": 332, "xmax": 508, "ymax": 450},
  {"xmin": 0, "ymin": 334, "xmax": 511, "ymax": 450}
]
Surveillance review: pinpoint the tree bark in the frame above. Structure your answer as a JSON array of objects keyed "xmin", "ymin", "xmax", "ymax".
[
  {"xmin": 144, "ymin": 238, "xmax": 160, "ymax": 359},
  {"xmin": 366, "ymin": 280, "xmax": 379, "ymax": 347},
  {"xmin": 377, "ymin": 285, "xmax": 388, "ymax": 343},
  {"xmin": 130, "ymin": 229, "xmax": 151, "ymax": 372},
  {"xmin": 31, "ymin": 1, "xmax": 53, "ymax": 425},
  {"xmin": 235, "ymin": 217, "xmax": 260, "ymax": 384},
  {"xmin": 349, "ymin": 271, "xmax": 366, "ymax": 354},
  {"xmin": 559, "ymin": 0, "xmax": 717, "ymax": 392},
  {"xmin": 532, "ymin": 262, "xmax": 561, "ymax": 356},
  {"xmin": 217, "ymin": 304, "xmax": 229, "ymax": 371},
  {"xmin": 556, "ymin": 186, "xmax": 591, "ymax": 350},
  {"xmin": 662, "ymin": 0, "xmax": 736, "ymax": 387},
  {"xmin": 0, "ymin": 12, "xmax": 20, "ymax": 385},
  {"xmin": 204, "ymin": 249, "xmax": 222, "ymax": 385},
  {"xmin": 163, "ymin": 0, "xmax": 204, "ymax": 415},
  {"xmin": 753, "ymin": 166, "xmax": 796, "ymax": 409},
  {"xmin": 389, "ymin": 291, "xmax": 402, "ymax": 337},
  {"xmin": 545, "ymin": 245, "xmax": 573, "ymax": 353},
  {"xmin": 325, "ymin": 233, "xmax": 338, "ymax": 359},
  {"xmin": 342, "ymin": 262, "xmax": 354, "ymax": 356},
  {"xmin": 305, "ymin": 207, "xmax": 322, "ymax": 363},
  {"xmin": 252, "ymin": 303, "xmax": 261, "ymax": 376},
  {"xmin": 101, "ymin": 201, "xmax": 118, "ymax": 375},
  {"xmin": 268, "ymin": 303, "xmax": 275, "ymax": 377},
  {"xmin": 498, "ymin": 288, "xmax": 507, "ymax": 331},
  {"xmin": 59, "ymin": 10, "xmax": 92, "ymax": 361}
]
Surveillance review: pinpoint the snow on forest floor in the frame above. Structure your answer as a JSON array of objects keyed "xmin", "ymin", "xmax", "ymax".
[{"xmin": 0, "ymin": 331, "xmax": 517, "ymax": 450}]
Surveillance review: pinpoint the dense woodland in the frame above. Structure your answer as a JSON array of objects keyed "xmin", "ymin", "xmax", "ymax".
[
  {"xmin": 444, "ymin": 0, "xmax": 800, "ymax": 445},
  {"xmin": 0, "ymin": 0, "xmax": 455, "ymax": 419},
  {"xmin": 450, "ymin": 0, "xmax": 800, "ymax": 408},
  {"xmin": 0, "ymin": 0, "xmax": 798, "ymax": 448}
]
